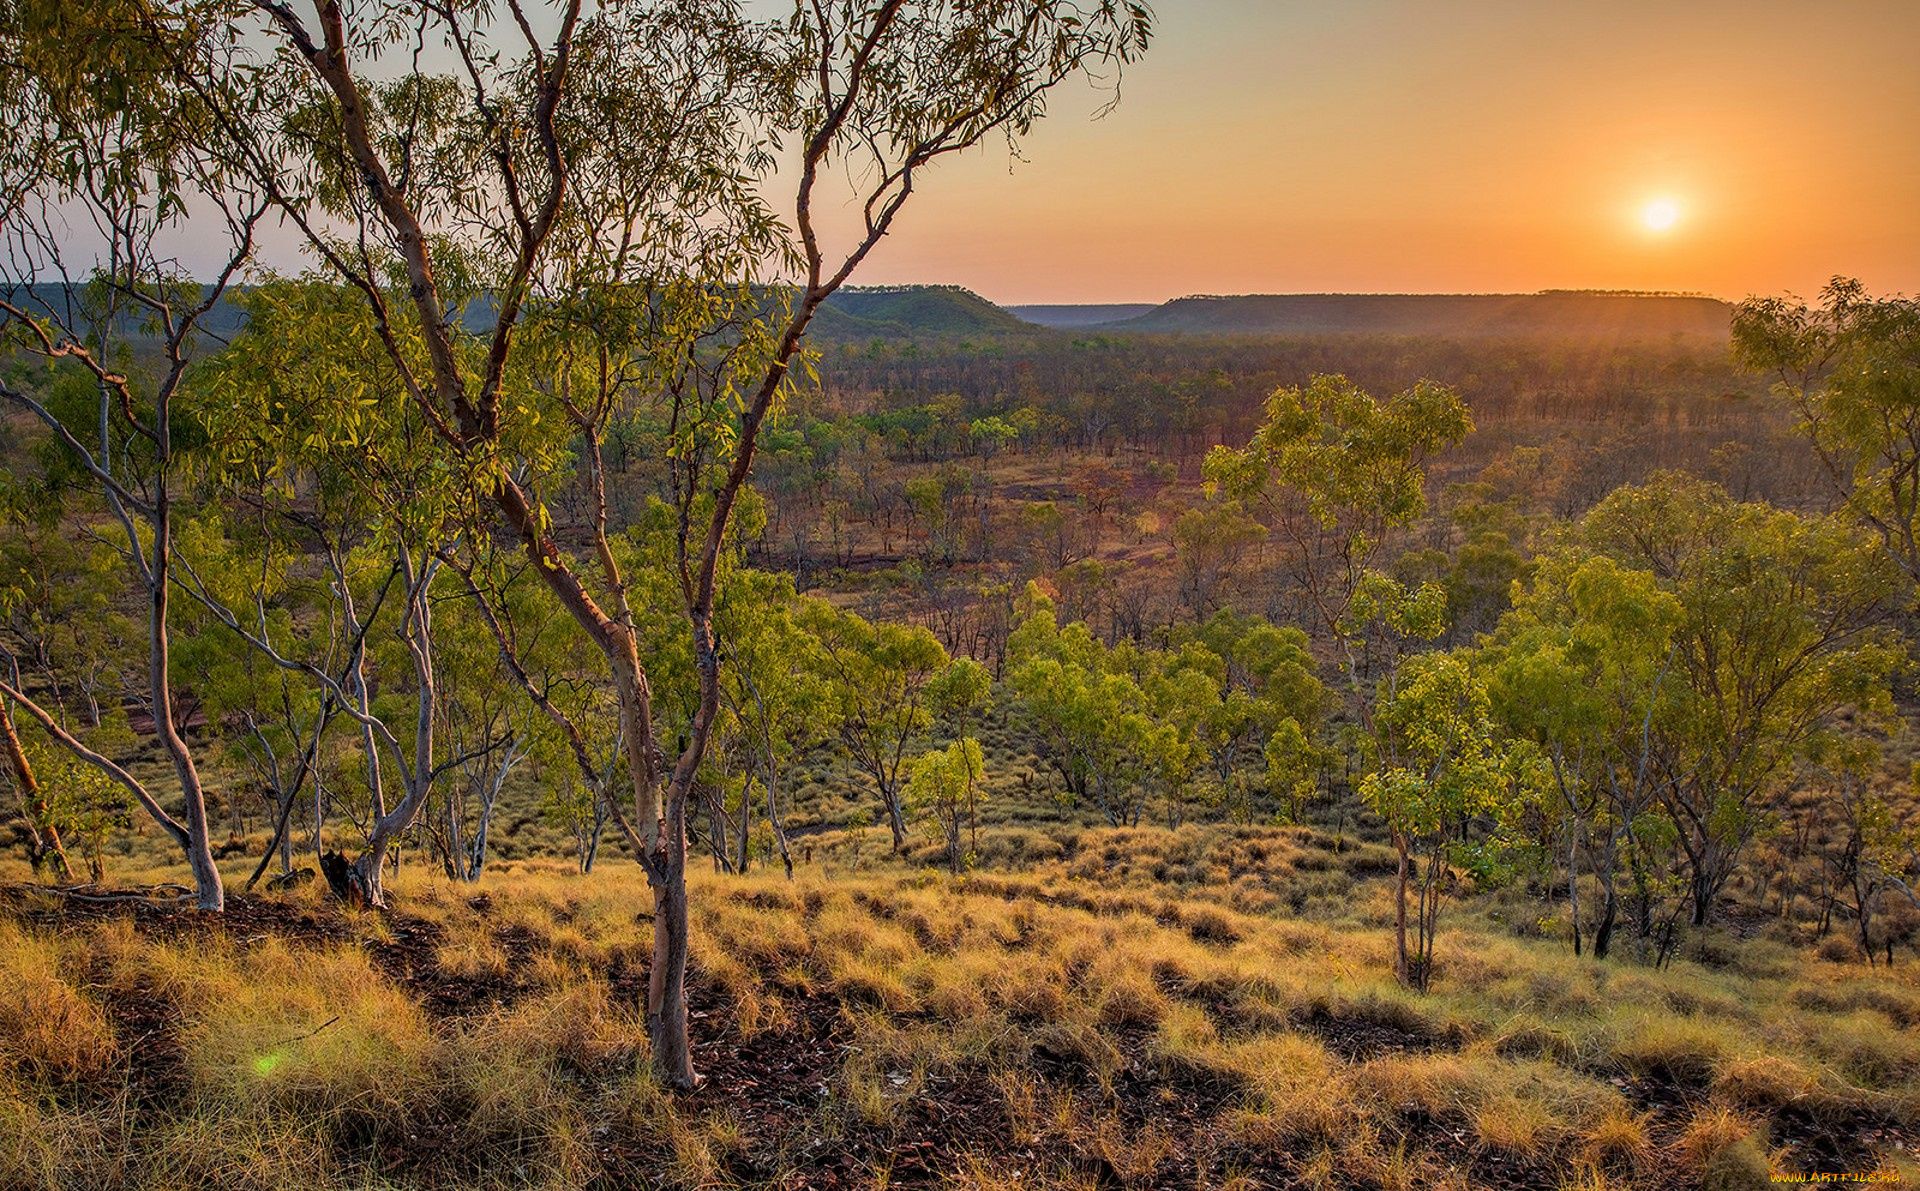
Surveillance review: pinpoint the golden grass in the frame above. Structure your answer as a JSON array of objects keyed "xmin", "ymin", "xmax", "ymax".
[
  {"xmin": 435, "ymin": 930, "xmax": 511, "ymax": 979},
  {"xmin": 170, "ymin": 940, "xmax": 438, "ymax": 1120},
  {"xmin": 0, "ymin": 923, "xmax": 117, "ymax": 1083},
  {"xmin": 4, "ymin": 821, "xmax": 1920, "ymax": 1188}
]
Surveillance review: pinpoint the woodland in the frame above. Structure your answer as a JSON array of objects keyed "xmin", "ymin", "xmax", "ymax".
[{"xmin": 2, "ymin": 1, "xmax": 1919, "ymax": 1189}]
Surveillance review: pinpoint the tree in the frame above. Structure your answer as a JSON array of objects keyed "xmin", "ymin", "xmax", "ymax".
[
  {"xmin": 970, "ymin": 415, "xmax": 1018, "ymax": 465},
  {"xmin": 14, "ymin": 0, "xmax": 1149, "ymax": 1084},
  {"xmin": 1139, "ymin": 660, "xmax": 1210, "ymax": 829},
  {"xmin": 432, "ymin": 607, "xmax": 535, "ymax": 885},
  {"xmin": 1006, "ymin": 589, "xmax": 1154, "ymax": 827},
  {"xmin": 806, "ymin": 604, "xmax": 948, "ymax": 851},
  {"xmin": 1490, "ymin": 474, "xmax": 1902, "ymax": 949},
  {"xmin": 1189, "ymin": 609, "xmax": 1325, "ymax": 822},
  {"xmin": 1263, "ymin": 718, "xmax": 1320, "ymax": 825},
  {"xmin": 905, "ymin": 736, "xmax": 986, "ymax": 874},
  {"xmin": 1362, "ymin": 650, "xmax": 1522, "ymax": 991},
  {"xmin": 0, "ymin": 690, "xmax": 70, "ymax": 879},
  {"xmin": 927, "ymin": 656, "xmax": 993, "ymax": 740},
  {"xmin": 713, "ymin": 571, "xmax": 829, "ymax": 880},
  {"xmin": 1482, "ymin": 552, "xmax": 1684, "ymax": 960},
  {"xmin": 1205, "ymin": 374, "xmax": 1472, "ymax": 639},
  {"xmin": 0, "ymin": 1, "xmax": 271, "ymax": 908},
  {"xmin": 1793, "ymin": 749, "xmax": 1920, "ymax": 966},
  {"xmin": 182, "ymin": 278, "xmax": 499, "ymax": 905},
  {"xmin": 191, "ymin": 594, "xmax": 338, "ymax": 887},
  {"xmin": 1577, "ymin": 475, "xmax": 1902, "ymax": 929},
  {"xmin": 1205, "ymin": 374, "xmax": 1473, "ymax": 988},
  {"xmin": 1205, "ymin": 373, "xmax": 1471, "ymax": 733},
  {"xmin": 1733, "ymin": 278, "xmax": 1920, "ymax": 584},
  {"xmin": 1172, "ymin": 500, "xmax": 1265, "ymax": 615}
]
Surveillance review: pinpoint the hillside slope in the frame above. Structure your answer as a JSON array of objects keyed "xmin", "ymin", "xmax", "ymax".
[
  {"xmin": 813, "ymin": 285, "xmax": 1035, "ymax": 340},
  {"xmin": 1105, "ymin": 291, "xmax": 1733, "ymax": 341}
]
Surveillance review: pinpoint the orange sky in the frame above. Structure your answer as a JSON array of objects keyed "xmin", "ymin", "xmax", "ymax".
[{"xmin": 817, "ymin": 0, "xmax": 1920, "ymax": 305}]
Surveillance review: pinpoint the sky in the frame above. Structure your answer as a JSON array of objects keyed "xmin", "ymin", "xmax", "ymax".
[{"xmin": 811, "ymin": 0, "xmax": 1920, "ymax": 306}]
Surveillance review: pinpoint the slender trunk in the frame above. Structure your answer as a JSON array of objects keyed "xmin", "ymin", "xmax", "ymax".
[
  {"xmin": 1567, "ymin": 825, "xmax": 1582, "ymax": 958},
  {"xmin": 882, "ymin": 781, "xmax": 908, "ymax": 851},
  {"xmin": 648, "ymin": 791, "xmax": 695, "ymax": 1087},
  {"xmin": 244, "ymin": 789, "xmax": 299, "ymax": 893},
  {"xmin": 150, "ymin": 506, "xmax": 223, "ymax": 911},
  {"xmin": 1, "ymin": 697, "xmax": 70, "ymax": 879},
  {"xmin": 1690, "ymin": 867, "xmax": 1713, "ymax": 928},
  {"xmin": 444, "ymin": 788, "xmax": 467, "ymax": 881},
  {"xmin": 1392, "ymin": 830, "xmax": 1411, "ymax": 988},
  {"xmin": 489, "ymin": 477, "xmax": 692, "ymax": 1081},
  {"xmin": 469, "ymin": 785, "xmax": 496, "ymax": 880},
  {"xmin": 706, "ymin": 788, "xmax": 729, "ymax": 872},
  {"xmin": 734, "ymin": 777, "xmax": 751, "ymax": 875},
  {"xmin": 1415, "ymin": 849, "xmax": 1445, "ymax": 993},
  {"xmin": 351, "ymin": 559, "xmax": 440, "ymax": 906},
  {"xmin": 765, "ymin": 766, "xmax": 794, "ymax": 880},
  {"xmin": 580, "ymin": 796, "xmax": 606, "ymax": 874},
  {"xmin": 1593, "ymin": 885, "xmax": 1618, "ymax": 961}
]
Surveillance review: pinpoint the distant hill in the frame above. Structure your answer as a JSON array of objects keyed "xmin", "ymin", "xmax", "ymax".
[
  {"xmin": 5, "ymin": 282, "xmax": 1037, "ymax": 347},
  {"xmin": 1008, "ymin": 303, "xmax": 1159, "ymax": 328},
  {"xmin": 1101, "ymin": 291, "xmax": 1733, "ymax": 341},
  {"xmin": 812, "ymin": 285, "xmax": 1033, "ymax": 340},
  {"xmin": 7, "ymin": 283, "xmax": 1735, "ymax": 350}
]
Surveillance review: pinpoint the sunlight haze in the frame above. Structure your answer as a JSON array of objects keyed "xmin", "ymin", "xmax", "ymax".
[{"xmin": 821, "ymin": 0, "xmax": 1920, "ymax": 305}]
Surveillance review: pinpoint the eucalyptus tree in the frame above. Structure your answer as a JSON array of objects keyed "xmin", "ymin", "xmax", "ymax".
[
  {"xmin": 1006, "ymin": 590, "xmax": 1154, "ymax": 827},
  {"xmin": 1733, "ymin": 279, "xmax": 1920, "ymax": 584},
  {"xmin": 1362, "ymin": 649, "xmax": 1532, "ymax": 990},
  {"xmin": 0, "ymin": 3, "xmax": 276, "ymax": 909},
  {"xmin": 1204, "ymin": 374, "xmax": 1472, "ymax": 737},
  {"xmin": 0, "ymin": 689, "xmax": 69, "ymax": 878},
  {"xmin": 190, "ymin": 592, "xmax": 337, "ymax": 884},
  {"xmin": 1481, "ymin": 552, "xmax": 1684, "ymax": 959},
  {"xmin": 0, "ymin": 496, "xmax": 137, "ymax": 735},
  {"xmin": 188, "ymin": 281, "xmax": 481, "ymax": 906},
  {"xmin": 431, "ymin": 592, "xmax": 535, "ymax": 884},
  {"xmin": 1204, "ymin": 375, "xmax": 1475, "ymax": 985},
  {"xmin": 1138, "ymin": 655, "xmax": 1211, "ymax": 829},
  {"xmin": 927, "ymin": 656, "xmax": 993, "ymax": 740},
  {"xmin": 15, "ymin": 0, "xmax": 1150, "ymax": 1083},
  {"xmin": 714, "ymin": 572, "xmax": 831, "ymax": 879},
  {"xmin": 1188, "ymin": 609, "xmax": 1325, "ymax": 821},
  {"xmin": 1576, "ymin": 473, "xmax": 1902, "ymax": 929},
  {"xmin": 804, "ymin": 602, "xmax": 949, "ymax": 850},
  {"xmin": 450, "ymin": 535, "xmax": 625, "ymax": 874},
  {"xmin": 905, "ymin": 736, "xmax": 987, "ymax": 873},
  {"xmin": 0, "ymin": 492, "xmax": 130, "ymax": 877},
  {"xmin": 651, "ymin": 565, "xmax": 830, "ymax": 878}
]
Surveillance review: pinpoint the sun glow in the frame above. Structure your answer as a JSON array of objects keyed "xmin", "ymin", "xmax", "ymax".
[{"xmin": 1642, "ymin": 198, "xmax": 1681, "ymax": 232}]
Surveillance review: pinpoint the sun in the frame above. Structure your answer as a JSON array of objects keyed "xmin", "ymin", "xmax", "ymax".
[{"xmin": 1642, "ymin": 198, "xmax": 1681, "ymax": 232}]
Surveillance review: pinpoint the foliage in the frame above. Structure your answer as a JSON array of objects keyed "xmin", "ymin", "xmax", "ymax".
[
  {"xmin": 804, "ymin": 603, "xmax": 950, "ymax": 851},
  {"xmin": 22, "ymin": 728, "xmax": 132, "ymax": 882},
  {"xmin": 905, "ymin": 736, "xmax": 987, "ymax": 874},
  {"xmin": 1363, "ymin": 651, "xmax": 1534, "ymax": 989},
  {"xmin": 1734, "ymin": 278, "xmax": 1920, "ymax": 583},
  {"xmin": 1204, "ymin": 372, "xmax": 1472, "ymax": 646},
  {"xmin": 1578, "ymin": 473, "xmax": 1902, "ymax": 928}
]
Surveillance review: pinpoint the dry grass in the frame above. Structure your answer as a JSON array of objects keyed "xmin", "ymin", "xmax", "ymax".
[
  {"xmin": 0, "ymin": 923, "xmax": 118, "ymax": 1083},
  {"xmin": 2, "ymin": 821, "xmax": 1918, "ymax": 1188}
]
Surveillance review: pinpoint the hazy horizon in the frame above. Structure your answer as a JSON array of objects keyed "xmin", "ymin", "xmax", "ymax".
[
  {"xmin": 53, "ymin": 1, "xmax": 1920, "ymax": 308},
  {"xmin": 812, "ymin": 0, "xmax": 1920, "ymax": 306},
  {"xmin": 968, "ymin": 288, "xmax": 1741, "ymax": 310}
]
